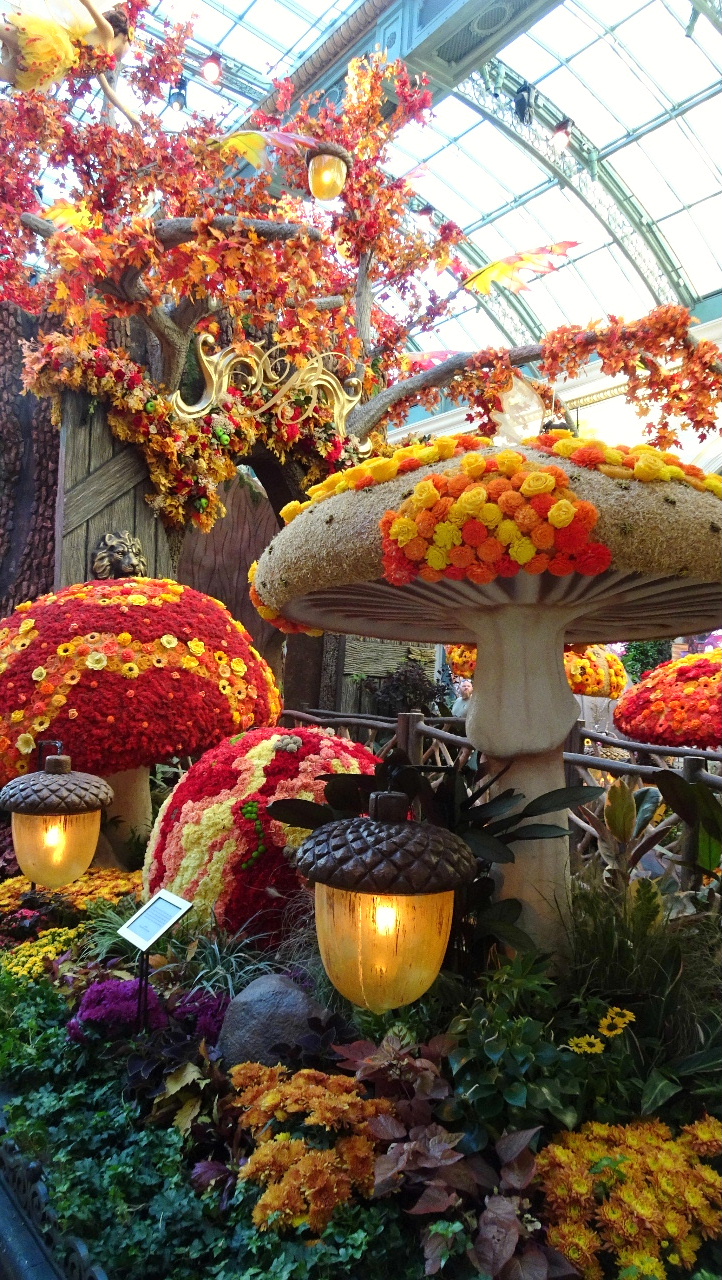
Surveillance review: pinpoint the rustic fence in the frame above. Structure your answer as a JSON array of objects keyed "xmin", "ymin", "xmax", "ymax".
[{"xmin": 280, "ymin": 708, "xmax": 722, "ymax": 791}]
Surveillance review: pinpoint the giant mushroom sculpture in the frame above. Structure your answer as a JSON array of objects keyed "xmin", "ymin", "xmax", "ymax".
[
  {"xmin": 250, "ymin": 430, "xmax": 721, "ymax": 951},
  {"xmin": 613, "ymin": 648, "xmax": 721, "ymax": 750},
  {"xmin": 0, "ymin": 578, "xmax": 280, "ymax": 848}
]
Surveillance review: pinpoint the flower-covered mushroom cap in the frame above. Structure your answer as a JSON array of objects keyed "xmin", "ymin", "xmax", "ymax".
[
  {"xmin": 143, "ymin": 726, "xmax": 378, "ymax": 941},
  {"xmin": 613, "ymin": 649, "xmax": 721, "ymax": 749},
  {"xmin": 0, "ymin": 578, "xmax": 280, "ymax": 784},
  {"xmin": 251, "ymin": 432, "xmax": 721, "ymax": 756}
]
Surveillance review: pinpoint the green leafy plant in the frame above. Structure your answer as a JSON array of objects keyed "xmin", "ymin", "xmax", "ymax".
[{"xmin": 622, "ymin": 639, "xmax": 672, "ymax": 684}]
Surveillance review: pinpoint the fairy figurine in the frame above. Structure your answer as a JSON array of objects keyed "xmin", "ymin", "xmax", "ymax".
[{"xmin": 0, "ymin": 0, "xmax": 139, "ymax": 123}]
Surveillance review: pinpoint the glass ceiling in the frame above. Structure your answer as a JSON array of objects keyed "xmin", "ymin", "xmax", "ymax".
[
  {"xmin": 43, "ymin": 0, "xmax": 722, "ymax": 354},
  {"xmin": 384, "ymin": 0, "xmax": 722, "ymax": 353}
]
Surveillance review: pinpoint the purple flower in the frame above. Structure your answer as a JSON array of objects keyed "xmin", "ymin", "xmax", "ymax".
[
  {"xmin": 174, "ymin": 990, "xmax": 229, "ymax": 1045},
  {"xmin": 71, "ymin": 977, "xmax": 167, "ymax": 1039}
]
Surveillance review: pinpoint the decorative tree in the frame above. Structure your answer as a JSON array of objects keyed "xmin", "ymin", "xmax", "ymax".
[
  {"xmin": 621, "ymin": 640, "xmax": 673, "ymax": 684},
  {"xmin": 2, "ymin": 20, "xmax": 721, "ymax": 540}
]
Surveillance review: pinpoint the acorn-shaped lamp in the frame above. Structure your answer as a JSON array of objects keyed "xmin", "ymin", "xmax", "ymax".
[
  {"xmin": 0, "ymin": 755, "xmax": 113, "ymax": 889},
  {"xmin": 306, "ymin": 141, "xmax": 353, "ymax": 201},
  {"xmin": 295, "ymin": 792, "xmax": 476, "ymax": 1013}
]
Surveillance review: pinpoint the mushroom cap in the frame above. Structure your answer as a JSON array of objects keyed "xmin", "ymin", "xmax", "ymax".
[
  {"xmin": 564, "ymin": 645, "xmax": 628, "ymax": 699},
  {"xmin": 445, "ymin": 643, "xmax": 477, "ymax": 680},
  {"xmin": 446, "ymin": 639, "xmax": 627, "ymax": 698},
  {"xmin": 613, "ymin": 648, "xmax": 721, "ymax": 749},
  {"xmin": 0, "ymin": 578, "xmax": 280, "ymax": 784},
  {"xmin": 295, "ymin": 816, "xmax": 477, "ymax": 893},
  {"xmin": 143, "ymin": 726, "xmax": 378, "ymax": 941},
  {"xmin": 253, "ymin": 441, "xmax": 721, "ymax": 644}
]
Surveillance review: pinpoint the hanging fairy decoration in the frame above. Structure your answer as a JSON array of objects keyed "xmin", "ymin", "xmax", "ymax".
[{"xmin": 0, "ymin": 0, "xmax": 140, "ymax": 124}]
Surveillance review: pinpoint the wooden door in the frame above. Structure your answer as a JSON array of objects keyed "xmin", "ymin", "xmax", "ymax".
[{"xmin": 56, "ymin": 392, "xmax": 172, "ymax": 587}]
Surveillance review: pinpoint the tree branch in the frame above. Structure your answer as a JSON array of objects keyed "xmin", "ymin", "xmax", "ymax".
[
  {"xmin": 346, "ymin": 345, "xmax": 544, "ymax": 440},
  {"xmin": 355, "ymin": 251, "xmax": 373, "ymax": 355},
  {"xmin": 20, "ymin": 212, "xmax": 322, "ymax": 245}
]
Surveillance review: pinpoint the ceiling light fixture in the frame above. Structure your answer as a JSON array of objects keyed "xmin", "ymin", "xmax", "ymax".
[
  {"xmin": 201, "ymin": 53, "xmax": 222, "ymax": 84},
  {"xmin": 169, "ymin": 77, "xmax": 188, "ymax": 112},
  {"xmin": 551, "ymin": 117, "xmax": 574, "ymax": 151}
]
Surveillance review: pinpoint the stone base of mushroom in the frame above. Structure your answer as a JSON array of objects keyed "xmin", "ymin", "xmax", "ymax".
[{"xmin": 101, "ymin": 766, "xmax": 153, "ymax": 861}]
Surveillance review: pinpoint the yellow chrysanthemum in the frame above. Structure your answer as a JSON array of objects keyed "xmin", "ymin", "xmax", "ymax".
[
  {"xmin": 188, "ymin": 638, "xmax": 206, "ymax": 656},
  {"xmin": 425, "ymin": 546, "xmax": 449, "ymax": 571},
  {"xmin": 433, "ymin": 521, "xmax": 462, "ymax": 550},
  {"xmin": 16, "ymin": 733, "xmax": 35, "ymax": 754},
  {"xmin": 412, "ymin": 480, "xmax": 441, "ymax": 510},
  {"xmin": 160, "ymin": 634, "xmax": 178, "ymax": 648},
  {"xmin": 121, "ymin": 662, "xmax": 140, "ymax": 678},
  {"xmin": 31, "ymin": 666, "xmax": 47, "ymax": 682}
]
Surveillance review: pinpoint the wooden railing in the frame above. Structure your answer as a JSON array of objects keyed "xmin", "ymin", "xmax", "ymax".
[{"xmin": 281, "ymin": 708, "xmax": 722, "ymax": 790}]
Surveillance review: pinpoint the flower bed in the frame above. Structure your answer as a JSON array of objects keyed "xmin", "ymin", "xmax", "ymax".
[{"xmin": 0, "ymin": 825, "xmax": 720, "ymax": 1280}]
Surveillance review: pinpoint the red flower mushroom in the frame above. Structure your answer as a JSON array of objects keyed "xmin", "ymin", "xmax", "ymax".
[
  {"xmin": 0, "ymin": 578, "xmax": 281, "ymax": 845},
  {"xmin": 613, "ymin": 649, "xmax": 721, "ymax": 750}
]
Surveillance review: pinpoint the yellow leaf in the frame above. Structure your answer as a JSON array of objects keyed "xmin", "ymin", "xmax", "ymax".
[
  {"xmin": 164, "ymin": 1062, "xmax": 204, "ymax": 1095},
  {"xmin": 55, "ymin": 281, "xmax": 70, "ymax": 300},
  {"xmin": 604, "ymin": 779, "xmax": 636, "ymax": 844},
  {"xmin": 173, "ymin": 1096, "xmax": 202, "ymax": 1135}
]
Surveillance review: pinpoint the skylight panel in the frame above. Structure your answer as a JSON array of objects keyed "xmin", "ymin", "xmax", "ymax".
[
  {"xmin": 639, "ymin": 120, "xmax": 720, "ymax": 203},
  {"xmin": 409, "ymin": 171, "xmax": 480, "ymax": 227},
  {"xmin": 614, "ymin": 3, "xmax": 719, "ymax": 100},
  {"xmin": 458, "ymin": 123, "xmax": 548, "ymax": 195},
  {"xmin": 219, "ymin": 25, "xmax": 279, "ymax": 73},
  {"xmin": 427, "ymin": 148, "xmax": 510, "ymax": 214},
  {"xmin": 574, "ymin": 245, "xmax": 656, "ymax": 317},
  {"xmin": 608, "ymin": 143, "xmax": 681, "ymax": 219},
  {"xmin": 431, "ymin": 96, "xmax": 484, "ymax": 138},
  {"xmin": 245, "ymin": 0, "xmax": 313, "ymax": 47},
  {"xmin": 391, "ymin": 120, "xmax": 444, "ymax": 162},
  {"xmin": 532, "ymin": 259, "xmax": 605, "ymax": 325},
  {"xmin": 568, "ymin": 41, "xmax": 663, "ymax": 127},
  {"xmin": 683, "ymin": 99, "xmax": 722, "ymax": 174},
  {"xmin": 659, "ymin": 205, "xmax": 722, "ymax": 294},
  {"xmin": 527, "ymin": 187, "xmax": 610, "ymax": 252},
  {"xmin": 497, "ymin": 32, "xmax": 559, "ymax": 81},
  {"xmin": 539, "ymin": 65, "xmax": 622, "ymax": 144},
  {"xmin": 526, "ymin": 2, "xmax": 600, "ymax": 58},
  {"xmin": 573, "ymin": 0, "xmax": 652, "ymax": 27}
]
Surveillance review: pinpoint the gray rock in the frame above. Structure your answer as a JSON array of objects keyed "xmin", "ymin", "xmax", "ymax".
[{"xmin": 217, "ymin": 974, "xmax": 328, "ymax": 1067}]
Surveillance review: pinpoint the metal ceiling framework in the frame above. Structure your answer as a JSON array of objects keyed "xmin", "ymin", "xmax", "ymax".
[{"xmin": 456, "ymin": 60, "xmax": 695, "ymax": 308}]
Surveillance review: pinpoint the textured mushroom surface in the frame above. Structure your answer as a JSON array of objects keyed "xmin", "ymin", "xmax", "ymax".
[
  {"xmin": 0, "ymin": 768, "xmax": 113, "ymax": 814},
  {"xmin": 295, "ymin": 817, "xmax": 477, "ymax": 893},
  {"xmin": 254, "ymin": 446, "xmax": 721, "ymax": 643},
  {"xmin": 0, "ymin": 578, "xmax": 280, "ymax": 785}
]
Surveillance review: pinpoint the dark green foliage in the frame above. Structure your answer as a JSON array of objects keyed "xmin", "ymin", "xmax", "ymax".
[
  {"xmin": 622, "ymin": 639, "xmax": 672, "ymax": 684},
  {"xmin": 369, "ymin": 659, "xmax": 448, "ymax": 716}
]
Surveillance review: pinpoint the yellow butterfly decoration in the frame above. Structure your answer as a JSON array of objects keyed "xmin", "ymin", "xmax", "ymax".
[
  {"xmin": 205, "ymin": 129, "xmax": 318, "ymax": 168},
  {"xmin": 43, "ymin": 200, "xmax": 101, "ymax": 231},
  {"xmin": 463, "ymin": 242, "xmax": 578, "ymax": 295}
]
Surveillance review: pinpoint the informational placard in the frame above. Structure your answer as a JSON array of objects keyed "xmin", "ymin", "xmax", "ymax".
[{"xmin": 118, "ymin": 889, "xmax": 192, "ymax": 953}]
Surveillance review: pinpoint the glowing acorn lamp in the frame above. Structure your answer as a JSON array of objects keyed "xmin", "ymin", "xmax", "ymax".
[
  {"xmin": 0, "ymin": 754, "xmax": 113, "ymax": 890},
  {"xmin": 306, "ymin": 141, "xmax": 353, "ymax": 201},
  {"xmin": 294, "ymin": 791, "xmax": 476, "ymax": 1013}
]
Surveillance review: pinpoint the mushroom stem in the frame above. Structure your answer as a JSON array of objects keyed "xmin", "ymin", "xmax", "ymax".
[
  {"xmin": 459, "ymin": 604, "xmax": 579, "ymax": 955},
  {"xmin": 102, "ymin": 766, "xmax": 153, "ymax": 860},
  {"xmin": 486, "ymin": 748, "xmax": 569, "ymax": 956},
  {"xmin": 461, "ymin": 605, "xmax": 579, "ymax": 758}
]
